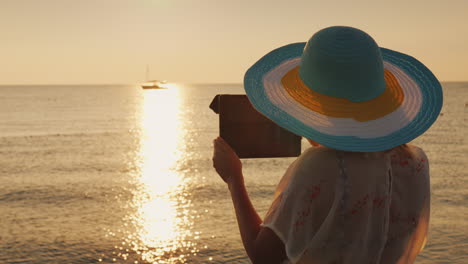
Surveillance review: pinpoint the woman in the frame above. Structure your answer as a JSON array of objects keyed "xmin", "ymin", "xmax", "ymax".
[{"xmin": 212, "ymin": 26, "xmax": 442, "ymax": 264}]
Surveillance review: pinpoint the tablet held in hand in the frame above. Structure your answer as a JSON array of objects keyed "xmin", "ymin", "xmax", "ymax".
[{"xmin": 210, "ymin": 94, "xmax": 301, "ymax": 159}]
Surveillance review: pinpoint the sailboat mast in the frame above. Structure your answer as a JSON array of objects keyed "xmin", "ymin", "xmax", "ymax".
[{"xmin": 145, "ymin": 65, "xmax": 149, "ymax": 81}]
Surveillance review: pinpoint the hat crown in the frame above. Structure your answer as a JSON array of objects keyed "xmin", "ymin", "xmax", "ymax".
[{"xmin": 299, "ymin": 26, "xmax": 386, "ymax": 102}]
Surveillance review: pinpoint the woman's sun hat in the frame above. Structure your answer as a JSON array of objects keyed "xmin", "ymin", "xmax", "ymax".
[{"xmin": 244, "ymin": 26, "xmax": 443, "ymax": 152}]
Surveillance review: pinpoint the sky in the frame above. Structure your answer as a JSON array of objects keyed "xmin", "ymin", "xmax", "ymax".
[{"xmin": 0, "ymin": 0, "xmax": 467, "ymax": 84}]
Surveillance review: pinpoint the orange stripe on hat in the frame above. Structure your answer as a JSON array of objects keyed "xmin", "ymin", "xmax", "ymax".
[{"xmin": 281, "ymin": 67, "xmax": 404, "ymax": 122}]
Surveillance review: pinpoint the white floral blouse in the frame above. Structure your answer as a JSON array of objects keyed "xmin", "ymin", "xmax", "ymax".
[{"xmin": 262, "ymin": 145, "xmax": 430, "ymax": 264}]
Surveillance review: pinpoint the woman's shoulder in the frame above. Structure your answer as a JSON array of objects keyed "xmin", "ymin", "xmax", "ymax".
[
  {"xmin": 407, "ymin": 144, "xmax": 427, "ymax": 155},
  {"xmin": 294, "ymin": 147, "xmax": 341, "ymax": 174},
  {"xmin": 393, "ymin": 144, "xmax": 428, "ymax": 160},
  {"xmin": 299, "ymin": 146, "xmax": 338, "ymax": 162},
  {"xmin": 281, "ymin": 147, "xmax": 341, "ymax": 195}
]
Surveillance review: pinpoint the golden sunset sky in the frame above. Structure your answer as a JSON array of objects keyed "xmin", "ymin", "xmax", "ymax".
[{"xmin": 1, "ymin": 0, "xmax": 467, "ymax": 84}]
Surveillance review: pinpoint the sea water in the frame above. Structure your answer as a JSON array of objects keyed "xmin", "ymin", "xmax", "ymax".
[{"xmin": 0, "ymin": 83, "xmax": 466, "ymax": 263}]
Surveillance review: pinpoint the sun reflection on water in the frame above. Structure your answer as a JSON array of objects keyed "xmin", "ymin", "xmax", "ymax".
[{"xmin": 124, "ymin": 85, "xmax": 196, "ymax": 263}]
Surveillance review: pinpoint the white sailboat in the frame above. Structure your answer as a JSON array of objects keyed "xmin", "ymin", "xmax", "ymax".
[{"xmin": 141, "ymin": 65, "xmax": 167, "ymax": 89}]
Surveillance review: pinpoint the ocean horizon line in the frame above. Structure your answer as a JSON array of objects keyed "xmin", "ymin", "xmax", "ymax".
[
  {"xmin": 1, "ymin": 81, "xmax": 467, "ymax": 87},
  {"xmin": 0, "ymin": 82, "xmax": 244, "ymax": 87}
]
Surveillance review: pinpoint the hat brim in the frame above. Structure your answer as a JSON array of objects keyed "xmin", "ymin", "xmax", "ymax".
[{"xmin": 244, "ymin": 43, "xmax": 443, "ymax": 152}]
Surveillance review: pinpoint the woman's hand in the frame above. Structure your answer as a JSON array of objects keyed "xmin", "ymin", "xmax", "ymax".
[{"xmin": 212, "ymin": 137, "xmax": 243, "ymax": 186}]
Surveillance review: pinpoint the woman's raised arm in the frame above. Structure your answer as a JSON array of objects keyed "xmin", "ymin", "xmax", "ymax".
[{"xmin": 213, "ymin": 137, "xmax": 287, "ymax": 263}]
